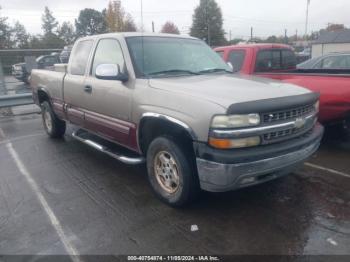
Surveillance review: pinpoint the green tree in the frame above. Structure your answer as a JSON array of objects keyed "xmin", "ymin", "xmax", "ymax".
[
  {"xmin": 42, "ymin": 6, "xmax": 58, "ymax": 36},
  {"xmin": 58, "ymin": 21, "xmax": 76, "ymax": 45},
  {"xmin": 41, "ymin": 34, "xmax": 65, "ymax": 48},
  {"xmin": 12, "ymin": 21, "xmax": 29, "ymax": 48},
  {"xmin": 0, "ymin": 7, "xmax": 13, "ymax": 48},
  {"xmin": 75, "ymin": 8, "xmax": 107, "ymax": 36},
  {"xmin": 28, "ymin": 35, "xmax": 45, "ymax": 49},
  {"xmin": 160, "ymin": 21, "xmax": 180, "ymax": 34},
  {"xmin": 190, "ymin": 0, "xmax": 226, "ymax": 46},
  {"xmin": 227, "ymin": 38, "xmax": 244, "ymax": 45}
]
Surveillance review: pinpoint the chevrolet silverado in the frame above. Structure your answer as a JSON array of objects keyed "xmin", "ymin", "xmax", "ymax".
[{"xmin": 30, "ymin": 33, "xmax": 323, "ymax": 206}]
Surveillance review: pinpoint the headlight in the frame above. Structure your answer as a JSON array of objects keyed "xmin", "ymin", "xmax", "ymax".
[
  {"xmin": 209, "ymin": 136, "xmax": 261, "ymax": 149},
  {"xmin": 211, "ymin": 114, "xmax": 260, "ymax": 128}
]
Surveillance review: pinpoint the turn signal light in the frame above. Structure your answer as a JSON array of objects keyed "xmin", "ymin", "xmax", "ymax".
[{"xmin": 209, "ymin": 136, "xmax": 261, "ymax": 149}]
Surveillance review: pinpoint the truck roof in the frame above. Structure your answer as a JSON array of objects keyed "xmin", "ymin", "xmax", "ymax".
[
  {"xmin": 215, "ymin": 43, "xmax": 293, "ymax": 51},
  {"xmin": 77, "ymin": 32, "xmax": 198, "ymax": 41}
]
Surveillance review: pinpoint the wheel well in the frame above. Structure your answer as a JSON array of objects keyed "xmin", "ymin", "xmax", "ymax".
[
  {"xmin": 139, "ymin": 117, "xmax": 194, "ymax": 155},
  {"xmin": 37, "ymin": 89, "xmax": 50, "ymax": 105}
]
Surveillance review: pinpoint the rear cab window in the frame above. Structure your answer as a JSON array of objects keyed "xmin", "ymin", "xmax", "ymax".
[
  {"xmin": 255, "ymin": 49, "xmax": 296, "ymax": 72},
  {"xmin": 69, "ymin": 40, "xmax": 94, "ymax": 75}
]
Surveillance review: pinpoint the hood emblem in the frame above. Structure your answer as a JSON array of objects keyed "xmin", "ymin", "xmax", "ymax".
[{"xmin": 295, "ymin": 117, "xmax": 306, "ymax": 129}]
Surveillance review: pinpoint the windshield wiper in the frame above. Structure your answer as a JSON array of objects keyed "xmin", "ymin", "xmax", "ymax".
[
  {"xmin": 147, "ymin": 69, "xmax": 200, "ymax": 76},
  {"xmin": 197, "ymin": 68, "xmax": 232, "ymax": 74}
]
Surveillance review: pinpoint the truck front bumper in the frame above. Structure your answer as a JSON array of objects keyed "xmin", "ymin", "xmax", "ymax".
[{"xmin": 195, "ymin": 124, "xmax": 324, "ymax": 192}]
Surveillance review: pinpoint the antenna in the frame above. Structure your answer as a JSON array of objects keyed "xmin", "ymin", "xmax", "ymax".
[
  {"xmin": 141, "ymin": 0, "xmax": 145, "ymax": 75},
  {"xmin": 141, "ymin": 0, "xmax": 144, "ymax": 32}
]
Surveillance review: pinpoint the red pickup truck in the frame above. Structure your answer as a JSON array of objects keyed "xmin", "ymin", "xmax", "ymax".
[{"xmin": 215, "ymin": 44, "xmax": 350, "ymax": 126}]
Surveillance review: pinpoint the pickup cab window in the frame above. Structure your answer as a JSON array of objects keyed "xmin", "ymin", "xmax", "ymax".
[
  {"xmin": 228, "ymin": 50, "xmax": 245, "ymax": 72},
  {"xmin": 255, "ymin": 49, "xmax": 296, "ymax": 72},
  {"xmin": 70, "ymin": 40, "xmax": 93, "ymax": 75},
  {"xmin": 91, "ymin": 39, "xmax": 125, "ymax": 75}
]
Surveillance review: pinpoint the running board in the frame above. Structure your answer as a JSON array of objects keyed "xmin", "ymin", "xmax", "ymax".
[{"xmin": 72, "ymin": 130, "xmax": 145, "ymax": 165}]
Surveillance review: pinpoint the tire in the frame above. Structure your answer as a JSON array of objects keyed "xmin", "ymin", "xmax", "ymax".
[
  {"xmin": 41, "ymin": 101, "xmax": 66, "ymax": 138},
  {"xmin": 146, "ymin": 136, "xmax": 200, "ymax": 207}
]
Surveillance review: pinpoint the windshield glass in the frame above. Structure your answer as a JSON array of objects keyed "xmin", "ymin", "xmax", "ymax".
[
  {"xmin": 126, "ymin": 36, "xmax": 230, "ymax": 77},
  {"xmin": 36, "ymin": 56, "xmax": 44, "ymax": 62}
]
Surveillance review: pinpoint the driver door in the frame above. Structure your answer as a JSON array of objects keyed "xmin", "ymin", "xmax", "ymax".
[{"xmin": 82, "ymin": 38, "xmax": 134, "ymax": 147}]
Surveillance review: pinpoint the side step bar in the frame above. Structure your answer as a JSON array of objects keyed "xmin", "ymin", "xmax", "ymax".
[{"xmin": 72, "ymin": 131, "xmax": 145, "ymax": 165}]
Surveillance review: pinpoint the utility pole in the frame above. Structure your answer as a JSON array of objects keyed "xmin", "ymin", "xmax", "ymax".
[
  {"xmin": 0, "ymin": 59, "xmax": 6, "ymax": 95},
  {"xmin": 296, "ymin": 29, "xmax": 298, "ymax": 41},
  {"xmin": 229, "ymin": 30, "xmax": 232, "ymax": 42},
  {"xmin": 285, "ymin": 29, "xmax": 288, "ymax": 44},
  {"xmin": 305, "ymin": 0, "xmax": 310, "ymax": 38},
  {"xmin": 152, "ymin": 21, "xmax": 155, "ymax": 33},
  {"xmin": 205, "ymin": 0, "xmax": 211, "ymax": 46},
  {"xmin": 250, "ymin": 27, "xmax": 253, "ymax": 42}
]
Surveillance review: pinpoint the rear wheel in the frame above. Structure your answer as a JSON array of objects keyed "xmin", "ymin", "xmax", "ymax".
[
  {"xmin": 41, "ymin": 101, "xmax": 66, "ymax": 138},
  {"xmin": 146, "ymin": 136, "xmax": 199, "ymax": 207}
]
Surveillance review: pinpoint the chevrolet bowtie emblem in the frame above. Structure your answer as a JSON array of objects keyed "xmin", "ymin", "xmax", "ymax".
[{"xmin": 295, "ymin": 117, "xmax": 306, "ymax": 129}]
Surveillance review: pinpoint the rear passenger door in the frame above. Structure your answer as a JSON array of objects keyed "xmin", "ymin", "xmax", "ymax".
[
  {"xmin": 64, "ymin": 39, "xmax": 94, "ymax": 126},
  {"xmin": 82, "ymin": 38, "xmax": 134, "ymax": 146}
]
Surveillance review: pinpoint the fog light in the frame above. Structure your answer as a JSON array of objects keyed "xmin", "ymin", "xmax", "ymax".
[{"xmin": 240, "ymin": 177, "xmax": 256, "ymax": 185}]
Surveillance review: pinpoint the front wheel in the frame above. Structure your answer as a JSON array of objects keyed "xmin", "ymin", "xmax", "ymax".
[
  {"xmin": 146, "ymin": 136, "xmax": 199, "ymax": 207},
  {"xmin": 41, "ymin": 101, "xmax": 66, "ymax": 138}
]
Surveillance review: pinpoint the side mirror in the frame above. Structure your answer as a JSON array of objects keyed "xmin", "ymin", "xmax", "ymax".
[
  {"xmin": 95, "ymin": 64, "xmax": 129, "ymax": 82},
  {"xmin": 227, "ymin": 62, "xmax": 234, "ymax": 72}
]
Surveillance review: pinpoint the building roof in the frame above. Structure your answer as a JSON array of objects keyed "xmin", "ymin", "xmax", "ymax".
[{"xmin": 314, "ymin": 29, "xmax": 350, "ymax": 44}]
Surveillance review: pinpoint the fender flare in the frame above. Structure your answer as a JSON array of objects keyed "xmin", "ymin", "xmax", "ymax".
[
  {"xmin": 137, "ymin": 112, "xmax": 198, "ymax": 153},
  {"xmin": 36, "ymin": 86, "xmax": 52, "ymax": 105}
]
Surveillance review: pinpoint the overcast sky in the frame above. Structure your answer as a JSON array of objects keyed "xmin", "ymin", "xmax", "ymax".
[{"xmin": 1, "ymin": 0, "xmax": 350, "ymax": 39}]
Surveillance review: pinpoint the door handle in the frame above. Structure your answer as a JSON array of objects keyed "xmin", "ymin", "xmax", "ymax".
[{"xmin": 84, "ymin": 85, "xmax": 92, "ymax": 93}]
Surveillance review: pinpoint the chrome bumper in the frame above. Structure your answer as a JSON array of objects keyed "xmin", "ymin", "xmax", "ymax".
[{"xmin": 196, "ymin": 137, "xmax": 321, "ymax": 192}]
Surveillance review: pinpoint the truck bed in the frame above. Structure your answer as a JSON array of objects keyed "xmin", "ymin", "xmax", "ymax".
[{"xmin": 31, "ymin": 69, "xmax": 66, "ymax": 104}]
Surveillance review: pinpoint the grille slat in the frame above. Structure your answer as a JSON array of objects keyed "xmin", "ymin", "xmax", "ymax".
[
  {"xmin": 263, "ymin": 104, "xmax": 315, "ymax": 124},
  {"xmin": 261, "ymin": 104, "xmax": 316, "ymax": 144}
]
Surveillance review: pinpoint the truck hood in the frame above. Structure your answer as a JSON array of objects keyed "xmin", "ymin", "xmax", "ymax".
[{"xmin": 148, "ymin": 74, "xmax": 310, "ymax": 109}]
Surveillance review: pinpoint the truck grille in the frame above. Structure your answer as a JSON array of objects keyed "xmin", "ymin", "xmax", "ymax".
[
  {"xmin": 262, "ymin": 104, "xmax": 315, "ymax": 123},
  {"xmin": 261, "ymin": 104, "xmax": 317, "ymax": 145}
]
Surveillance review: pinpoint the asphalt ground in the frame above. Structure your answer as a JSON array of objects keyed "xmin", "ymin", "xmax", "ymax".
[{"xmin": 0, "ymin": 77, "xmax": 349, "ymax": 259}]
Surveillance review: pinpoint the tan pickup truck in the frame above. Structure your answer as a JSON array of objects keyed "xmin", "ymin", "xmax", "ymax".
[{"xmin": 30, "ymin": 33, "xmax": 324, "ymax": 206}]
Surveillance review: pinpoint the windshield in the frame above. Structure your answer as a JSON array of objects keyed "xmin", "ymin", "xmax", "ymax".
[
  {"xmin": 35, "ymin": 56, "xmax": 45, "ymax": 63},
  {"xmin": 297, "ymin": 57, "xmax": 319, "ymax": 69},
  {"xmin": 126, "ymin": 36, "xmax": 231, "ymax": 78}
]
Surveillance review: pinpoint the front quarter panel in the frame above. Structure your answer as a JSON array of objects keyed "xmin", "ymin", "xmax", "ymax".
[{"xmin": 132, "ymin": 79, "xmax": 226, "ymax": 143}]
